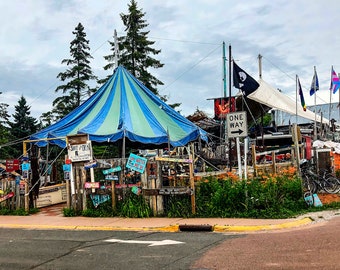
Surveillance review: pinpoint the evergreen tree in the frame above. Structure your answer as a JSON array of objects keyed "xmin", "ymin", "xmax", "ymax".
[
  {"xmin": 0, "ymin": 92, "xmax": 10, "ymax": 157},
  {"xmin": 7, "ymin": 96, "xmax": 38, "ymax": 157},
  {"xmin": 53, "ymin": 22, "xmax": 98, "ymax": 119},
  {"xmin": 102, "ymin": 0, "xmax": 164, "ymax": 96}
]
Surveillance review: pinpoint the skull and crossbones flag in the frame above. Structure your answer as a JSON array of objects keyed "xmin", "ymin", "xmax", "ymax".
[{"xmin": 233, "ymin": 61, "xmax": 259, "ymax": 96}]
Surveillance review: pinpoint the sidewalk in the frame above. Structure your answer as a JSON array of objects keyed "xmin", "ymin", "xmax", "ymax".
[{"xmin": 0, "ymin": 204, "xmax": 339, "ymax": 233}]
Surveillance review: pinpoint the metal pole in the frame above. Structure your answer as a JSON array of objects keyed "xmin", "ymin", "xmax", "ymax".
[
  {"xmin": 228, "ymin": 44, "xmax": 232, "ymax": 171},
  {"xmin": 313, "ymin": 66, "xmax": 317, "ymax": 140},
  {"xmin": 296, "ymin": 75, "xmax": 298, "ymax": 124}
]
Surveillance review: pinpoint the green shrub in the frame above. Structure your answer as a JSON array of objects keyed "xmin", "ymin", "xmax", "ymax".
[
  {"xmin": 194, "ymin": 174, "xmax": 310, "ymax": 219},
  {"xmin": 116, "ymin": 189, "xmax": 152, "ymax": 218}
]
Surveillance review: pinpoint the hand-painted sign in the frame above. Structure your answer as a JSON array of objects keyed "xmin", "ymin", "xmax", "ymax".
[
  {"xmin": 62, "ymin": 164, "xmax": 71, "ymax": 172},
  {"xmin": 131, "ymin": 186, "xmax": 141, "ymax": 195},
  {"xmin": 126, "ymin": 153, "xmax": 147, "ymax": 173},
  {"xmin": 90, "ymin": 194, "xmax": 111, "ymax": 208},
  {"xmin": 21, "ymin": 163, "xmax": 31, "ymax": 171},
  {"xmin": 67, "ymin": 141, "xmax": 92, "ymax": 162},
  {"xmin": 155, "ymin": 157, "xmax": 192, "ymax": 163},
  {"xmin": 102, "ymin": 166, "xmax": 122, "ymax": 175},
  {"xmin": 105, "ymin": 175, "xmax": 119, "ymax": 181},
  {"xmin": 0, "ymin": 192, "xmax": 14, "ymax": 203},
  {"xmin": 84, "ymin": 182, "xmax": 100, "ymax": 189},
  {"xmin": 6, "ymin": 159, "xmax": 19, "ymax": 172}
]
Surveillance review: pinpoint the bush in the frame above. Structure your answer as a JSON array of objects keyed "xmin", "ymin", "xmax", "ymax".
[{"xmin": 194, "ymin": 174, "xmax": 308, "ymax": 219}]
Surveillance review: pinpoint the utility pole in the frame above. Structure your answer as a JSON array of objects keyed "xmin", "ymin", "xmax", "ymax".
[{"xmin": 113, "ymin": 29, "xmax": 119, "ymax": 70}]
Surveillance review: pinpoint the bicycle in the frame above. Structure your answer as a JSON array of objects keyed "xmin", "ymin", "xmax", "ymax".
[{"xmin": 299, "ymin": 159, "xmax": 340, "ymax": 194}]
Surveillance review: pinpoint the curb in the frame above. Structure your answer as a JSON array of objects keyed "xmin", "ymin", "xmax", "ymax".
[
  {"xmin": 213, "ymin": 217, "xmax": 313, "ymax": 232},
  {"xmin": 0, "ymin": 217, "xmax": 313, "ymax": 232}
]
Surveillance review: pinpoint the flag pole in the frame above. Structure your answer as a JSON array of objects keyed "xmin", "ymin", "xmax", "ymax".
[
  {"xmin": 296, "ymin": 74, "xmax": 298, "ymax": 124},
  {"xmin": 329, "ymin": 66, "xmax": 332, "ymax": 123},
  {"xmin": 228, "ymin": 44, "xmax": 232, "ymax": 172},
  {"xmin": 314, "ymin": 66, "xmax": 317, "ymax": 140}
]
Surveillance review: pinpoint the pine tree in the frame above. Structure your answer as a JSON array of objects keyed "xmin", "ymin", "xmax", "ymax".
[
  {"xmin": 53, "ymin": 22, "xmax": 98, "ymax": 119},
  {"xmin": 7, "ymin": 96, "xmax": 38, "ymax": 157},
  {"xmin": 0, "ymin": 92, "xmax": 10, "ymax": 157},
  {"xmin": 102, "ymin": 0, "xmax": 164, "ymax": 95}
]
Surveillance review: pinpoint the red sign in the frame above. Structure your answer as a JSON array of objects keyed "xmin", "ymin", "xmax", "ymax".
[
  {"xmin": 6, "ymin": 159, "xmax": 19, "ymax": 172},
  {"xmin": 214, "ymin": 97, "xmax": 236, "ymax": 119},
  {"xmin": 0, "ymin": 192, "xmax": 14, "ymax": 203}
]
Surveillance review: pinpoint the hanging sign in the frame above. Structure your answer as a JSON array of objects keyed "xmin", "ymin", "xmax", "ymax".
[
  {"xmin": 6, "ymin": 159, "xmax": 19, "ymax": 172},
  {"xmin": 126, "ymin": 153, "xmax": 147, "ymax": 173},
  {"xmin": 67, "ymin": 141, "xmax": 93, "ymax": 162},
  {"xmin": 62, "ymin": 164, "xmax": 71, "ymax": 172},
  {"xmin": 21, "ymin": 163, "xmax": 30, "ymax": 171},
  {"xmin": 214, "ymin": 97, "xmax": 236, "ymax": 119}
]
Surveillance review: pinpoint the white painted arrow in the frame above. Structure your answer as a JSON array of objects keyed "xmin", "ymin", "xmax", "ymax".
[{"xmin": 105, "ymin": 238, "xmax": 185, "ymax": 247}]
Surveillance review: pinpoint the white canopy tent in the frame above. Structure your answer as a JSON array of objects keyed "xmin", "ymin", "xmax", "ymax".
[{"xmin": 247, "ymin": 79, "xmax": 329, "ymax": 125}]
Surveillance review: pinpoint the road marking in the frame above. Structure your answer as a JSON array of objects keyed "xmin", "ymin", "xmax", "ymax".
[{"xmin": 105, "ymin": 238, "xmax": 185, "ymax": 247}]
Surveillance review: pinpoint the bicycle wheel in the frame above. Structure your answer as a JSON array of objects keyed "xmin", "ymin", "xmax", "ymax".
[
  {"xmin": 303, "ymin": 176, "xmax": 317, "ymax": 193},
  {"xmin": 323, "ymin": 176, "xmax": 340, "ymax": 194}
]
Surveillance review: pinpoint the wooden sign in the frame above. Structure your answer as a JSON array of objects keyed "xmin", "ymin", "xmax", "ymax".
[
  {"xmin": 102, "ymin": 166, "xmax": 122, "ymax": 175},
  {"xmin": 6, "ymin": 159, "xmax": 19, "ymax": 172},
  {"xmin": 84, "ymin": 182, "xmax": 100, "ymax": 189},
  {"xmin": 126, "ymin": 153, "xmax": 147, "ymax": 173},
  {"xmin": 0, "ymin": 192, "xmax": 14, "ymax": 202},
  {"xmin": 155, "ymin": 157, "xmax": 192, "ymax": 163}
]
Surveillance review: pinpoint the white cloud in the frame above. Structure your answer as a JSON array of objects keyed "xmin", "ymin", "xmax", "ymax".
[{"xmin": 0, "ymin": 0, "xmax": 339, "ymax": 121}]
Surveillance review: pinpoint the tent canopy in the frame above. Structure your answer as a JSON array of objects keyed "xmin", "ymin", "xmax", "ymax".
[
  {"xmin": 30, "ymin": 66, "xmax": 208, "ymax": 148},
  {"xmin": 247, "ymin": 79, "xmax": 329, "ymax": 125}
]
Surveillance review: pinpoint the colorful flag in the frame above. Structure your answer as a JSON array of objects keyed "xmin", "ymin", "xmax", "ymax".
[
  {"xmin": 309, "ymin": 68, "xmax": 319, "ymax": 96},
  {"xmin": 330, "ymin": 66, "xmax": 340, "ymax": 94},
  {"xmin": 233, "ymin": 61, "xmax": 259, "ymax": 96},
  {"xmin": 297, "ymin": 77, "xmax": 306, "ymax": 111}
]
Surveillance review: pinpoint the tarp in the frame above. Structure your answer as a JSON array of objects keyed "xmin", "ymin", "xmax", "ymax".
[
  {"xmin": 247, "ymin": 79, "xmax": 329, "ymax": 124},
  {"xmin": 30, "ymin": 66, "xmax": 208, "ymax": 148}
]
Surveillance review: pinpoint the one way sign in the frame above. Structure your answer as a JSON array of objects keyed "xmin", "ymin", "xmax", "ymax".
[{"xmin": 226, "ymin": 111, "xmax": 248, "ymax": 138}]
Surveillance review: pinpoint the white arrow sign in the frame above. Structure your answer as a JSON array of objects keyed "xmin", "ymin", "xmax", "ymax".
[
  {"xmin": 105, "ymin": 238, "xmax": 185, "ymax": 247},
  {"xmin": 226, "ymin": 111, "xmax": 248, "ymax": 138}
]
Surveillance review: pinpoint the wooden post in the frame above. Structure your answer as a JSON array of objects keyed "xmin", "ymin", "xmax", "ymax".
[
  {"xmin": 75, "ymin": 165, "xmax": 81, "ymax": 211},
  {"xmin": 272, "ymin": 151, "xmax": 276, "ymax": 174},
  {"xmin": 189, "ymin": 143, "xmax": 196, "ymax": 215},
  {"xmin": 293, "ymin": 123, "xmax": 301, "ymax": 175},
  {"xmin": 111, "ymin": 181, "xmax": 116, "ymax": 210},
  {"xmin": 66, "ymin": 180, "xmax": 71, "ymax": 208},
  {"xmin": 151, "ymin": 178, "xmax": 157, "ymax": 216},
  {"xmin": 81, "ymin": 167, "xmax": 87, "ymax": 211},
  {"xmin": 251, "ymin": 144, "xmax": 257, "ymax": 177}
]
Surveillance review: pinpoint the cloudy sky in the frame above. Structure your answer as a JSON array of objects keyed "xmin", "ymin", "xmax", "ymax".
[{"xmin": 1, "ymin": 0, "xmax": 339, "ymax": 120}]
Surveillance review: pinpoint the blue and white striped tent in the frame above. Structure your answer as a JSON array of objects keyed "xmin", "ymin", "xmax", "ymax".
[{"xmin": 30, "ymin": 66, "xmax": 207, "ymax": 148}]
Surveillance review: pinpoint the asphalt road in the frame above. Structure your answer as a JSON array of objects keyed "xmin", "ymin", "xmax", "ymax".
[
  {"xmin": 192, "ymin": 215, "xmax": 340, "ymax": 270},
  {"xmin": 0, "ymin": 229, "xmax": 232, "ymax": 270},
  {"xmin": 0, "ymin": 216, "xmax": 339, "ymax": 270}
]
